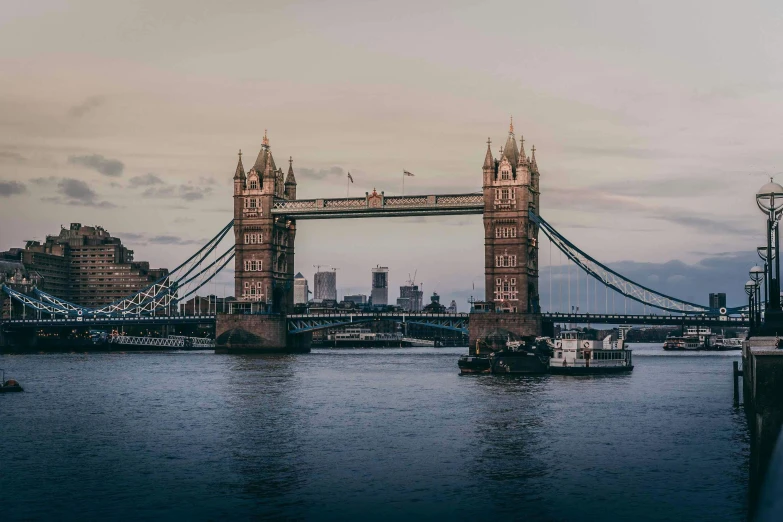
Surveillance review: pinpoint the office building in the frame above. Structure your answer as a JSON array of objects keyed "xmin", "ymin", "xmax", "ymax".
[
  {"xmin": 371, "ymin": 266, "xmax": 389, "ymax": 306},
  {"xmin": 344, "ymin": 294, "xmax": 367, "ymax": 306},
  {"xmin": 398, "ymin": 283, "xmax": 423, "ymax": 312},
  {"xmin": 709, "ymin": 292, "xmax": 727, "ymax": 309},
  {"xmin": 314, "ymin": 269, "xmax": 337, "ymax": 301},
  {"xmin": 294, "ymin": 272, "xmax": 310, "ymax": 304}
]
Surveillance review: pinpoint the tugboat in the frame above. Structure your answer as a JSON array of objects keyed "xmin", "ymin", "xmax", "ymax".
[
  {"xmin": 489, "ymin": 336, "xmax": 552, "ymax": 375},
  {"xmin": 0, "ymin": 369, "xmax": 23, "ymax": 393},
  {"xmin": 549, "ymin": 330, "xmax": 633, "ymax": 375},
  {"xmin": 458, "ymin": 340, "xmax": 491, "ymax": 375}
]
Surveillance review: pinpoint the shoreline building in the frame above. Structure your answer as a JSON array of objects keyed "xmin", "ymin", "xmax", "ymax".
[
  {"xmin": 294, "ymin": 272, "xmax": 310, "ymax": 304},
  {"xmin": 1, "ymin": 223, "xmax": 168, "ymax": 309},
  {"xmin": 314, "ymin": 269, "xmax": 337, "ymax": 302},
  {"xmin": 371, "ymin": 266, "xmax": 389, "ymax": 306}
]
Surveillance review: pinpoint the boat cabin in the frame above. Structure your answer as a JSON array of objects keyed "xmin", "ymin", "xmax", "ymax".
[{"xmin": 550, "ymin": 330, "xmax": 632, "ymax": 369}]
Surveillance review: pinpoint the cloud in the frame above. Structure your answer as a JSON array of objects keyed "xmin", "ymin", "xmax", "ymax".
[
  {"xmin": 128, "ymin": 173, "xmax": 164, "ymax": 187},
  {"xmin": 148, "ymin": 235, "xmax": 207, "ymax": 246},
  {"xmin": 41, "ymin": 178, "xmax": 117, "ymax": 208},
  {"xmin": 68, "ymin": 154, "xmax": 124, "ymax": 177},
  {"xmin": 298, "ymin": 166, "xmax": 345, "ymax": 180},
  {"xmin": 30, "ymin": 176, "xmax": 58, "ymax": 185},
  {"xmin": 0, "ymin": 180, "xmax": 26, "ymax": 197},
  {"xmin": 0, "ymin": 150, "xmax": 26, "ymax": 163},
  {"xmin": 67, "ymin": 95, "xmax": 105, "ymax": 119},
  {"xmin": 116, "ymin": 232, "xmax": 146, "ymax": 242},
  {"xmin": 141, "ymin": 183, "xmax": 213, "ymax": 201}
]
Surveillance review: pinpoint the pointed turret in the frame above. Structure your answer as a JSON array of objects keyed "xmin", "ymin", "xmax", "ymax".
[
  {"xmin": 530, "ymin": 145, "xmax": 538, "ymax": 170},
  {"xmin": 233, "ymin": 149, "xmax": 246, "ymax": 180},
  {"xmin": 518, "ymin": 136, "xmax": 528, "ymax": 167},
  {"xmin": 253, "ymin": 129, "xmax": 277, "ymax": 174},
  {"xmin": 285, "ymin": 156, "xmax": 297, "ymax": 185},
  {"xmin": 483, "ymin": 138, "xmax": 494, "ymax": 169},
  {"xmin": 501, "ymin": 116, "xmax": 519, "ymax": 167}
]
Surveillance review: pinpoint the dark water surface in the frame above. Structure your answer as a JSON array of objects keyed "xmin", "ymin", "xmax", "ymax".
[{"xmin": 1, "ymin": 344, "xmax": 748, "ymax": 521}]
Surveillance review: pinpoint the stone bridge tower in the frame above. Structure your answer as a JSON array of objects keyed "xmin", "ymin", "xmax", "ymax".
[
  {"xmin": 232, "ymin": 131, "xmax": 297, "ymax": 313},
  {"xmin": 470, "ymin": 119, "xmax": 542, "ymax": 351}
]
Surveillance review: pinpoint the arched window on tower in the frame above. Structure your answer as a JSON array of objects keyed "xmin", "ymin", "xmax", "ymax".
[{"xmin": 249, "ymin": 180, "xmax": 258, "ymax": 190}]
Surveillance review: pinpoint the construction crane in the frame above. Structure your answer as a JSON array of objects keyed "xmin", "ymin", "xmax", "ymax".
[{"xmin": 407, "ymin": 270, "xmax": 418, "ymax": 286}]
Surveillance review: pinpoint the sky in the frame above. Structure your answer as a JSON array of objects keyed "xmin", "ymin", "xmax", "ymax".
[{"xmin": 1, "ymin": 0, "xmax": 782, "ymax": 311}]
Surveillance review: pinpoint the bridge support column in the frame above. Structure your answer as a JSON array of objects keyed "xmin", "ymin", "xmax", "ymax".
[
  {"xmin": 468, "ymin": 312, "xmax": 542, "ymax": 354},
  {"xmin": 215, "ymin": 313, "xmax": 310, "ymax": 354}
]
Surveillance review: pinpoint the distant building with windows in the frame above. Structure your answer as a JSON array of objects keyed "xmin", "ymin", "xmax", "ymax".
[
  {"xmin": 709, "ymin": 292, "xmax": 727, "ymax": 309},
  {"xmin": 397, "ymin": 283, "xmax": 423, "ymax": 312},
  {"xmin": 371, "ymin": 266, "xmax": 389, "ymax": 306},
  {"xmin": 294, "ymin": 272, "xmax": 310, "ymax": 304},
  {"xmin": 1, "ymin": 223, "xmax": 168, "ymax": 310},
  {"xmin": 314, "ymin": 270, "xmax": 337, "ymax": 301},
  {"xmin": 344, "ymin": 294, "xmax": 368, "ymax": 306}
]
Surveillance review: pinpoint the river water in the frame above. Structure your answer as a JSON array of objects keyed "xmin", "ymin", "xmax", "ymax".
[{"xmin": 0, "ymin": 344, "xmax": 748, "ymax": 521}]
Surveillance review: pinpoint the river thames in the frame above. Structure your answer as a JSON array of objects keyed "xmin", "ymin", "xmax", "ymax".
[{"xmin": 0, "ymin": 344, "xmax": 748, "ymax": 521}]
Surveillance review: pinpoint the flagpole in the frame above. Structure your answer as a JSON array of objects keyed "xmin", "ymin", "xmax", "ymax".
[{"xmin": 402, "ymin": 171, "xmax": 405, "ymax": 196}]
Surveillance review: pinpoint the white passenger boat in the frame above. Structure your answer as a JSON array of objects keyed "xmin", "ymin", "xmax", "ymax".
[{"xmin": 549, "ymin": 330, "xmax": 633, "ymax": 375}]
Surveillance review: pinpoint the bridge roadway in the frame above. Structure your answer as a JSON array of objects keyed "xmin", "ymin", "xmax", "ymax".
[
  {"xmin": 0, "ymin": 314, "xmax": 216, "ymax": 330},
  {"xmin": 1, "ymin": 311, "xmax": 750, "ymax": 332},
  {"xmin": 271, "ymin": 193, "xmax": 484, "ymax": 219},
  {"xmin": 542, "ymin": 312, "xmax": 750, "ymax": 327}
]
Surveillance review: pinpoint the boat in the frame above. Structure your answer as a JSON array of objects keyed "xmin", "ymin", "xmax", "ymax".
[
  {"xmin": 712, "ymin": 337, "xmax": 744, "ymax": 351},
  {"xmin": 549, "ymin": 330, "xmax": 633, "ymax": 375},
  {"xmin": 326, "ymin": 327, "xmax": 405, "ymax": 347},
  {"xmin": 457, "ymin": 354, "xmax": 491, "ymax": 375},
  {"xmin": 662, "ymin": 335, "xmax": 700, "ymax": 351},
  {"xmin": 0, "ymin": 369, "xmax": 23, "ymax": 393},
  {"xmin": 489, "ymin": 336, "xmax": 552, "ymax": 374}
]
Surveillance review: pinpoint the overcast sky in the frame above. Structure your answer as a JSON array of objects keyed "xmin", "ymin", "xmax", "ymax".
[{"xmin": 1, "ymin": 0, "xmax": 781, "ymax": 311}]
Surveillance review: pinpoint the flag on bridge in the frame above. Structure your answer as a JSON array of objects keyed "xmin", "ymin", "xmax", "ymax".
[
  {"xmin": 347, "ymin": 172, "xmax": 354, "ymax": 183},
  {"xmin": 403, "ymin": 170, "xmax": 415, "ymax": 177}
]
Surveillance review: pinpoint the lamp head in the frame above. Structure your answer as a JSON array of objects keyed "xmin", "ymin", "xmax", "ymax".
[
  {"xmin": 746, "ymin": 280, "xmax": 756, "ymax": 295},
  {"xmin": 758, "ymin": 246, "xmax": 776, "ymax": 261},
  {"xmin": 756, "ymin": 179, "xmax": 783, "ymax": 215},
  {"xmin": 750, "ymin": 265, "xmax": 765, "ymax": 282}
]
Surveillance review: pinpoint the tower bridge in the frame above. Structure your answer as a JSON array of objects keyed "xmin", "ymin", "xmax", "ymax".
[{"xmin": 1, "ymin": 121, "xmax": 750, "ymax": 351}]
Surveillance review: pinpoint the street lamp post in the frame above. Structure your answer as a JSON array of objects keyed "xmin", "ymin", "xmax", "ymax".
[
  {"xmin": 758, "ymin": 246, "xmax": 775, "ymax": 308},
  {"xmin": 751, "ymin": 266, "xmax": 765, "ymax": 326},
  {"xmin": 746, "ymin": 280, "xmax": 757, "ymax": 332},
  {"xmin": 756, "ymin": 180, "xmax": 783, "ymax": 316}
]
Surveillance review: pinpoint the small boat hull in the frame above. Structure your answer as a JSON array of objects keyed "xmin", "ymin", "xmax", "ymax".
[
  {"xmin": 549, "ymin": 365, "xmax": 633, "ymax": 375},
  {"xmin": 458, "ymin": 356, "xmax": 491, "ymax": 375},
  {"xmin": 490, "ymin": 353, "xmax": 549, "ymax": 375},
  {"xmin": 0, "ymin": 385, "xmax": 23, "ymax": 393}
]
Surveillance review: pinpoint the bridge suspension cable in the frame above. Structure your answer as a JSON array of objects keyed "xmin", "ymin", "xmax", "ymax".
[{"xmin": 531, "ymin": 211, "xmax": 730, "ymax": 314}]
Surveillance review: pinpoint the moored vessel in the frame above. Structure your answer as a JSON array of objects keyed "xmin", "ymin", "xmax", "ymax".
[
  {"xmin": 549, "ymin": 330, "xmax": 633, "ymax": 375},
  {"xmin": 0, "ymin": 369, "xmax": 23, "ymax": 393},
  {"xmin": 489, "ymin": 336, "xmax": 551, "ymax": 374},
  {"xmin": 457, "ymin": 354, "xmax": 491, "ymax": 375}
]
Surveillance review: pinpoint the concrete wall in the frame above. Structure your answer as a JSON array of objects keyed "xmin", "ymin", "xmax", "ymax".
[
  {"xmin": 468, "ymin": 312, "xmax": 542, "ymax": 354},
  {"xmin": 215, "ymin": 313, "xmax": 310, "ymax": 353},
  {"xmin": 743, "ymin": 337, "xmax": 783, "ymax": 513}
]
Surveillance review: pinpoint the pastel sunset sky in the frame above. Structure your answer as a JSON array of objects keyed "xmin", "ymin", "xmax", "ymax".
[{"xmin": 2, "ymin": 0, "xmax": 781, "ymax": 310}]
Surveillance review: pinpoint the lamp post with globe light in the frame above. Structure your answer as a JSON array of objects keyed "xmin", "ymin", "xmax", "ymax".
[
  {"xmin": 747, "ymin": 280, "xmax": 757, "ymax": 332},
  {"xmin": 758, "ymin": 246, "xmax": 775, "ymax": 307},
  {"xmin": 751, "ymin": 266, "xmax": 765, "ymax": 327},
  {"xmin": 756, "ymin": 180, "xmax": 783, "ymax": 319}
]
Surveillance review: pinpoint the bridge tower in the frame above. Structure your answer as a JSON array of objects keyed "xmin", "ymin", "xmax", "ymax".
[
  {"xmin": 232, "ymin": 131, "xmax": 297, "ymax": 313},
  {"xmin": 470, "ymin": 119, "xmax": 542, "ymax": 351}
]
